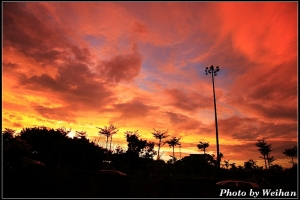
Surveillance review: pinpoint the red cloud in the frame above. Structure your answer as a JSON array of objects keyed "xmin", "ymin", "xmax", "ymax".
[
  {"xmin": 33, "ymin": 105, "xmax": 77, "ymax": 122},
  {"xmin": 98, "ymin": 44, "xmax": 143, "ymax": 83},
  {"xmin": 164, "ymin": 88, "xmax": 213, "ymax": 111}
]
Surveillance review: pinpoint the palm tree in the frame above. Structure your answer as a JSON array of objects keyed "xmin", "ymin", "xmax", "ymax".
[
  {"xmin": 97, "ymin": 124, "xmax": 118, "ymax": 151},
  {"xmin": 255, "ymin": 138, "xmax": 273, "ymax": 169},
  {"xmin": 108, "ymin": 125, "xmax": 118, "ymax": 152},
  {"xmin": 166, "ymin": 136, "xmax": 181, "ymax": 163},
  {"xmin": 197, "ymin": 141, "xmax": 209, "ymax": 154},
  {"xmin": 282, "ymin": 146, "xmax": 297, "ymax": 167},
  {"xmin": 151, "ymin": 129, "xmax": 169, "ymax": 160}
]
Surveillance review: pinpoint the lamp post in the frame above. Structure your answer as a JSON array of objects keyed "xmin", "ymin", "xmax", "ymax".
[{"xmin": 205, "ymin": 65, "xmax": 220, "ymax": 168}]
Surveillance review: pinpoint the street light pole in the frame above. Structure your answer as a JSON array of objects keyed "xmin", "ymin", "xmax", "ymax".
[{"xmin": 205, "ymin": 65, "xmax": 220, "ymax": 169}]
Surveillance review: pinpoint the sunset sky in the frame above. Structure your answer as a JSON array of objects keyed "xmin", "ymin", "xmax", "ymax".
[{"xmin": 2, "ymin": 2, "xmax": 298, "ymax": 168}]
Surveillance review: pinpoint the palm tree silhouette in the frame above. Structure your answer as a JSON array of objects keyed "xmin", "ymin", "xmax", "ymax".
[
  {"xmin": 197, "ymin": 141, "xmax": 209, "ymax": 154},
  {"xmin": 151, "ymin": 129, "xmax": 169, "ymax": 160},
  {"xmin": 166, "ymin": 136, "xmax": 181, "ymax": 163},
  {"xmin": 97, "ymin": 124, "xmax": 118, "ymax": 151},
  {"xmin": 255, "ymin": 138, "xmax": 273, "ymax": 169}
]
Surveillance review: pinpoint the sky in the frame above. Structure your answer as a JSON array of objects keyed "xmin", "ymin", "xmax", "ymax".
[{"xmin": 2, "ymin": 2, "xmax": 298, "ymax": 168}]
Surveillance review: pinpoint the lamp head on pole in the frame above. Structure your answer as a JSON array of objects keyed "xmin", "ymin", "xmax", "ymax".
[{"xmin": 205, "ymin": 65, "xmax": 220, "ymax": 76}]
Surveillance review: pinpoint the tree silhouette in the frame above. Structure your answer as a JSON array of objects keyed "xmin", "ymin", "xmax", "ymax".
[
  {"xmin": 75, "ymin": 130, "xmax": 87, "ymax": 139},
  {"xmin": 115, "ymin": 145, "xmax": 126, "ymax": 154},
  {"xmin": 97, "ymin": 124, "xmax": 118, "ymax": 152},
  {"xmin": 167, "ymin": 155, "xmax": 177, "ymax": 164},
  {"xmin": 19, "ymin": 126, "xmax": 61, "ymax": 166},
  {"xmin": 2, "ymin": 128, "xmax": 16, "ymax": 138},
  {"xmin": 3, "ymin": 128, "xmax": 31, "ymax": 170},
  {"xmin": 255, "ymin": 138, "xmax": 273, "ymax": 169},
  {"xmin": 18, "ymin": 126, "xmax": 105, "ymax": 170},
  {"xmin": 151, "ymin": 129, "xmax": 169, "ymax": 160},
  {"xmin": 224, "ymin": 160, "xmax": 230, "ymax": 169},
  {"xmin": 269, "ymin": 164, "xmax": 283, "ymax": 170},
  {"xmin": 140, "ymin": 141, "xmax": 157, "ymax": 160},
  {"xmin": 166, "ymin": 136, "xmax": 181, "ymax": 163},
  {"xmin": 57, "ymin": 127, "xmax": 71, "ymax": 137},
  {"xmin": 229, "ymin": 162, "xmax": 236, "ymax": 170},
  {"xmin": 121, "ymin": 130, "xmax": 158, "ymax": 173},
  {"xmin": 125, "ymin": 130, "xmax": 147, "ymax": 157},
  {"xmin": 244, "ymin": 159, "xmax": 257, "ymax": 171},
  {"xmin": 282, "ymin": 146, "xmax": 297, "ymax": 167},
  {"xmin": 180, "ymin": 154, "xmax": 214, "ymax": 174},
  {"xmin": 197, "ymin": 141, "xmax": 209, "ymax": 154}
]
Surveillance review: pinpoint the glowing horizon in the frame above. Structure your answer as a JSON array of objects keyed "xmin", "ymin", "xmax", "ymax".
[{"xmin": 2, "ymin": 2, "xmax": 298, "ymax": 169}]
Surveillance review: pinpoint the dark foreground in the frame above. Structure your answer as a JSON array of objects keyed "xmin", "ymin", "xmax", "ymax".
[{"xmin": 4, "ymin": 166, "xmax": 298, "ymax": 198}]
